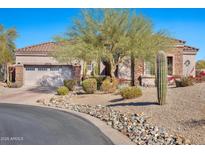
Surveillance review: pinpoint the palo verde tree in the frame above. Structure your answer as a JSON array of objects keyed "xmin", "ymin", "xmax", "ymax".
[
  {"xmin": 53, "ymin": 9, "xmax": 172, "ymax": 81},
  {"xmin": 0, "ymin": 25, "xmax": 17, "ymax": 82},
  {"xmin": 53, "ymin": 9, "xmax": 131, "ymax": 78},
  {"xmin": 125, "ymin": 13, "xmax": 172, "ymax": 86}
]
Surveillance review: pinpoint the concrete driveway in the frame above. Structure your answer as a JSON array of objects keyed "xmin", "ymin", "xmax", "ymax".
[
  {"xmin": 0, "ymin": 103, "xmax": 113, "ymax": 145},
  {"xmin": 0, "ymin": 86, "xmax": 54, "ymax": 104}
]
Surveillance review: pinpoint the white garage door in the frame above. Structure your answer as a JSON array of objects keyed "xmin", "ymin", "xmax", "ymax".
[{"xmin": 24, "ymin": 65, "xmax": 73, "ymax": 87}]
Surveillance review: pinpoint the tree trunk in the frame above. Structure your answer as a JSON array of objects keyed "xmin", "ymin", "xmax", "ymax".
[
  {"xmin": 2, "ymin": 63, "xmax": 8, "ymax": 83},
  {"xmin": 82, "ymin": 61, "xmax": 87, "ymax": 80},
  {"xmin": 110, "ymin": 61, "xmax": 116, "ymax": 78},
  {"xmin": 2, "ymin": 64, "xmax": 7, "ymax": 82},
  {"xmin": 97, "ymin": 58, "xmax": 101, "ymax": 75},
  {"xmin": 131, "ymin": 53, "xmax": 136, "ymax": 86},
  {"xmin": 92, "ymin": 62, "xmax": 97, "ymax": 77},
  {"xmin": 6, "ymin": 63, "xmax": 10, "ymax": 83}
]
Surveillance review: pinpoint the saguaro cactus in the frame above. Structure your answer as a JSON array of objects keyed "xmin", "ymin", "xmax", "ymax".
[{"xmin": 156, "ymin": 50, "xmax": 168, "ymax": 105}]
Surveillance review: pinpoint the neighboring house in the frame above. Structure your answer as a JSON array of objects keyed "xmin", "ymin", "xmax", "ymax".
[{"xmin": 14, "ymin": 38, "xmax": 198, "ymax": 87}]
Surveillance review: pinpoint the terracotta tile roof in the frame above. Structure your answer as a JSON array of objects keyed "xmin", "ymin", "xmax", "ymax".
[
  {"xmin": 15, "ymin": 40, "xmax": 76, "ymax": 56},
  {"xmin": 183, "ymin": 45, "xmax": 199, "ymax": 51},
  {"xmin": 16, "ymin": 39, "xmax": 197, "ymax": 56},
  {"xmin": 170, "ymin": 38, "xmax": 186, "ymax": 44},
  {"xmin": 15, "ymin": 42, "xmax": 59, "ymax": 56}
]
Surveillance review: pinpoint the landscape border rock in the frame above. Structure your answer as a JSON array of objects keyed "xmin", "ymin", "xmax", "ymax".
[{"xmin": 36, "ymin": 95, "xmax": 190, "ymax": 145}]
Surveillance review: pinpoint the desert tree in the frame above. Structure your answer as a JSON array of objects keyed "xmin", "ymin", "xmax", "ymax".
[
  {"xmin": 0, "ymin": 25, "xmax": 17, "ymax": 82},
  {"xmin": 53, "ymin": 9, "xmax": 172, "ymax": 82},
  {"xmin": 53, "ymin": 9, "xmax": 132, "ymax": 78},
  {"xmin": 124, "ymin": 12, "xmax": 172, "ymax": 86}
]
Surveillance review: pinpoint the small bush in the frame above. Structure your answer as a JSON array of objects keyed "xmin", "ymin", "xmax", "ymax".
[
  {"xmin": 57, "ymin": 86, "xmax": 69, "ymax": 95},
  {"xmin": 64, "ymin": 79, "xmax": 77, "ymax": 91},
  {"xmin": 194, "ymin": 71, "xmax": 205, "ymax": 83},
  {"xmin": 120, "ymin": 86, "xmax": 142, "ymax": 99},
  {"xmin": 195, "ymin": 76, "xmax": 205, "ymax": 83},
  {"xmin": 90, "ymin": 76, "xmax": 106, "ymax": 90},
  {"xmin": 101, "ymin": 77, "xmax": 118, "ymax": 93},
  {"xmin": 82, "ymin": 78, "xmax": 97, "ymax": 94},
  {"xmin": 175, "ymin": 77, "xmax": 194, "ymax": 87}
]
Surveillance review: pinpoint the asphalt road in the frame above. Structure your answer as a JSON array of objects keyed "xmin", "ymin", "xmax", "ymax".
[{"xmin": 0, "ymin": 103, "xmax": 113, "ymax": 145}]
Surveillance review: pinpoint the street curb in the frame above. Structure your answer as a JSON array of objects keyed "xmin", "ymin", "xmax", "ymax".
[
  {"xmin": 0, "ymin": 102, "xmax": 134, "ymax": 145},
  {"xmin": 39, "ymin": 105, "xmax": 135, "ymax": 145}
]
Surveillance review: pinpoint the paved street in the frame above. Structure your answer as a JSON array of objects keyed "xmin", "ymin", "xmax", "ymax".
[{"xmin": 0, "ymin": 103, "xmax": 113, "ymax": 145}]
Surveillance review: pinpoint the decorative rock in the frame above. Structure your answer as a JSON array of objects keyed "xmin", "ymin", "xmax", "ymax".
[{"xmin": 37, "ymin": 95, "xmax": 190, "ymax": 145}]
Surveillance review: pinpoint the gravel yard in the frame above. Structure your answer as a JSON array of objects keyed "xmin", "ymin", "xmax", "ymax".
[{"xmin": 71, "ymin": 83, "xmax": 205, "ymax": 144}]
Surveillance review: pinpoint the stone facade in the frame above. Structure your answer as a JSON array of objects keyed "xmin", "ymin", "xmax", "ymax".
[
  {"xmin": 15, "ymin": 64, "xmax": 24, "ymax": 87},
  {"xmin": 166, "ymin": 46, "xmax": 184, "ymax": 76},
  {"xmin": 116, "ymin": 44, "xmax": 198, "ymax": 86}
]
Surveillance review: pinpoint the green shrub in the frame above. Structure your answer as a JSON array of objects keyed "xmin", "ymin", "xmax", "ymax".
[
  {"xmin": 57, "ymin": 86, "xmax": 69, "ymax": 95},
  {"xmin": 176, "ymin": 77, "xmax": 194, "ymax": 87},
  {"xmin": 90, "ymin": 76, "xmax": 106, "ymax": 90},
  {"xmin": 100, "ymin": 77, "xmax": 118, "ymax": 93},
  {"xmin": 64, "ymin": 79, "xmax": 77, "ymax": 91},
  {"xmin": 120, "ymin": 86, "xmax": 142, "ymax": 99},
  {"xmin": 82, "ymin": 78, "xmax": 97, "ymax": 94}
]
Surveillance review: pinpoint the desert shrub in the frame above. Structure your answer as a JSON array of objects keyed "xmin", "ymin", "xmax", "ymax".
[
  {"xmin": 90, "ymin": 76, "xmax": 106, "ymax": 90},
  {"xmin": 64, "ymin": 79, "xmax": 77, "ymax": 91},
  {"xmin": 57, "ymin": 86, "xmax": 69, "ymax": 95},
  {"xmin": 175, "ymin": 77, "xmax": 194, "ymax": 87},
  {"xmin": 82, "ymin": 78, "xmax": 97, "ymax": 94},
  {"xmin": 120, "ymin": 86, "xmax": 142, "ymax": 99},
  {"xmin": 194, "ymin": 76, "xmax": 205, "ymax": 83},
  {"xmin": 100, "ymin": 77, "xmax": 118, "ymax": 93}
]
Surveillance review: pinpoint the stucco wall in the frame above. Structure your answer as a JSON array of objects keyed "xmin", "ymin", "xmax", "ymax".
[
  {"xmin": 16, "ymin": 55, "xmax": 59, "ymax": 65},
  {"xmin": 118, "ymin": 57, "xmax": 131, "ymax": 80},
  {"xmin": 183, "ymin": 54, "xmax": 196, "ymax": 77}
]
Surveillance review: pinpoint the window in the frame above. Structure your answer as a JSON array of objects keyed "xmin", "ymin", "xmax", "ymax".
[
  {"xmin": 167, "ymin": 57, "xmax": 173, "ymax": 75},
  {"xmin": 87, "ymin": 64, "xmax": 93, "ymax": 71},
  {"xmin": 38, "ymin": 67, "xmax": 48, "ymax": 71},
  {"xmin": 26, "ymin": 67, "xmax": 35, "ymax": 71},
  {"xmin": 144, "ymin": 62, "xmax": 155, "ymax": 75},
  {"xmin": 50, "ymin": 67, "xmax": 60, "ymax": 71}
]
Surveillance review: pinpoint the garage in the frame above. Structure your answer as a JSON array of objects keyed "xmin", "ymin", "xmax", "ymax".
[{"xmin": 24, "ymin": 65, "xmax": 73, "ymax": 87}]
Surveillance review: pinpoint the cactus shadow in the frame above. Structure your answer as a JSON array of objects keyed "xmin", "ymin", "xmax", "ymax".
[
  {"xmin": 107, "ymin": 101, "xmax": 159, "ymax": 107},
  {"xmin": 181, "ymin": 119, "xmax": 205, "ymax": 127},
  {"xmin": 27, "ymin": 86, "xmax": 56, "ymax": 94}
]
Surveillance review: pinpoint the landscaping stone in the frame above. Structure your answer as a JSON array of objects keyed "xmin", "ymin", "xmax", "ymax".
[{"xmin": 36, "ymin": 95, "xmax": 190, "ymax": 145}]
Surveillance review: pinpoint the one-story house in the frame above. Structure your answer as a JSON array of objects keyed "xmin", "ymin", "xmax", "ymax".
[
  {"xmin": 14, "ymin": 42, "xmax": 81, "ymax": 87},
  {"xmin": 13, "ymin": 38, "xmax": 198, "ymax": 87}
]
